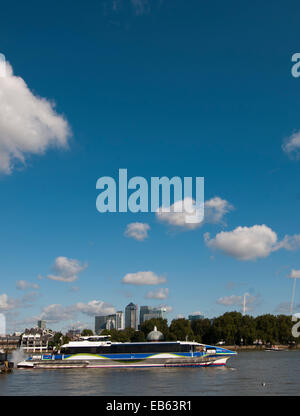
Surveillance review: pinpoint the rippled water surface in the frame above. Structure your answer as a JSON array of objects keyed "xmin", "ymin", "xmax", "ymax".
[{"xmin": 1, "ymin": 350, "xmax": 300, "ymax": 395}]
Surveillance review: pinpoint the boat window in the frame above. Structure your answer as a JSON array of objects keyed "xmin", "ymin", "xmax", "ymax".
[{"xmin": 61, "ymin": 343, "xmax": 193, "ymax": 355}]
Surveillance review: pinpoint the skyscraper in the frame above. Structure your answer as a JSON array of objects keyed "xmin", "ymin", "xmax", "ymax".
[
  {"xmin": 125, "ymin": 303, "xmax": 138, "ymax": 330},
  {"xmin": 37, "ymin": 320, "xmax": 46, "ymax": 329},
  {"xmin": 140, "ymin": 306, "xmax": 166, "ymax": 325},
  {"xmin": 95, "ymin": 311, "xmax": 125, "ymax": 334},
  {"xmin": 95, "ymin": 316, "xmax": 108, "ymax": 334},
  {"xmin": 140, "ymin": 306, "xmax": 152, "ymax": 325},
  {"xmin": 115, "ymin": 311, "xmax": 124, "ymax": 330}
]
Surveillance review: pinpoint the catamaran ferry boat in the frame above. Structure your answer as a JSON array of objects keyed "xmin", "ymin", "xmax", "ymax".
[{"xmin": 17, "ymin": 334, "xmax": 237, "ymax": 369}]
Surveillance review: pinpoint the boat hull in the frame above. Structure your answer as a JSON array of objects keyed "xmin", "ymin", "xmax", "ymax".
[{"xmin": 17, "ymin": 355, "xmax": 232, "ymax": 369}]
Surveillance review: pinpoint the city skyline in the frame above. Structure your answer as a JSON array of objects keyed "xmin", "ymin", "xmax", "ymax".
[{"xmin": 1, "ymin": 0, "xmax": 300, "ymax": 334}]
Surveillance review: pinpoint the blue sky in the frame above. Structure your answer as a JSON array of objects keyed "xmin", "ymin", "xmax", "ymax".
[{"xmin": 1, "ymin": 0, "xmax": 300, "ymax": 333}]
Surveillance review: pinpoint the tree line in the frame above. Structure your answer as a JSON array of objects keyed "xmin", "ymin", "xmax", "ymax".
[
  {"xmin": 49, "ymin": 312, "xmax": 298, "ymax": 348},
  {"xmin": 100, "ymin": 312, "xmax": 298, "ymax": 346}
]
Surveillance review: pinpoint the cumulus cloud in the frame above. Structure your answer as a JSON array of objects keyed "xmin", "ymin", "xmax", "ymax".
[
  {"xmin": 289, "ymin": 269, "xmax": 300, "ymax": 278},
  {"xmin": 125, "ymin": 222, "xmax": 150, "ymax": 241},
  {"xmin": 42, "ymin": 256, "xmax": 87, "ymax": 282},
  {"xmin": 16, "ymin": 280, "xmax": 39, "ymax": 290},
  {"xmin": 156, "ymin": 196, "xmax": 233, "ymax": 230},
  {"xmin": 75, "ymin": 300, "xmax": 116, "ymax": 317},
  {"xmin": 39, "ymin": 304, "xmax": 75, "ymax": 323},
  {"xmin": 39, "ymin": 300, "xmax": 116, "ymax": 323},
  {"xmin": 204, "ymin": 197, "xmax": 234, "ymax": 225},
  {"xmin": 0, "ymin": 61, "xmax": 71, "ymax": 174},
  {"xmin": 277, "ymin": 235, "xmax": 300, "ymax": 251},
  {"xmin": 217, "ymin": 293, "xmax": 260, "ymax": 312},
  {"xmin": 205, "ymin": 224, "xmax": 300, "ymax": 261},
  {"xmin": 145, "ymin": 288, "xmax": 169, "ymax": 299},
  {"xmin": 21, "ymin": 292, "xmax": 40, "ymax": 307},
  {"xmin": 282, "ymin": 130, "xmax": 300, "ymax": 158},
  {"xmin": 0, "ymin": 292, "xmax": 39, "ymax": 313},
  {"xmin": 0, "ymin": 294, "xmax": 18, "ymax": 312},
  {"xmin": 122, "ymin": 271, "xmax": 167, "ymax": 285}
]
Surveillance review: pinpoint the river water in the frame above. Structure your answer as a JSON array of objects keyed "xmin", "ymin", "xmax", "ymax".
[{"xmin": 0, "ymin": 350, "xmax": 299, "ymax": 396}]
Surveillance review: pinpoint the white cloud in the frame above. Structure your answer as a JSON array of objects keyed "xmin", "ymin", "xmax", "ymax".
[
  {"xmin": 122, "ymin": 271, "xmax": 167, "ymax": 285},
  {"xmin": 217, "ymin": 293, "xmax": 260, "ymax": 312},
  {"xmin": 39, "ymin": 304, "xmax": 75, "ymax": 323},
  {"xmin": 21, "ymin": 292, "xmax": 40, "ymax": 307},
  {"xmin": 156, "ymin": 196, "xmax": 233, "ymax": 230},
  {"xmin": 145, "ymin": 288, "xmax": 169, "ymax": 299},
  {"xmin": 282, "ymin": 130, "xmax": 300, "ymax": 158},
  {"xmin": 191, "ymin": 311, "xmax": 203, "ymax": 316},
  {"xmin": 0, "ymin": 62, "xmax": 71, "ymax": 174},
  {"xmin": 204, "ymin": 197, "xmax": 234, "ymax": 225},
  {"xmin": 205, "ymin": 224, "xmax": 300, "ymax": 261},
  {"xmin": 289, "ymin": 269, "xmax": 300, "ymax": 278},
  {"xmin": 43, "ymin": 256, "xmax": 87, "ymax": 282},
  {"xmin": 0, "ymin": 292, "xmax": 39, "ymax": 313},
  {"xmin": 16, "ymin": 280, "xmax": 39, "ymax": 290},
  {"xmin": 0, "ymin": 294, "xmax": 18, "ymax": 312},
  {"xmin": 39, "ymin": 300, "xmax": 116, "ymax": 323},
  {"xmin": 277, "ymin": 235, "xmax": 300, "ymax": 251},
  {"xmin": 125, "ymin": 222, "xmax": 150, "ymax": 241},
  {"xmin": 75, "ymin": 300, "xmax": 116, "ymax": 317}
]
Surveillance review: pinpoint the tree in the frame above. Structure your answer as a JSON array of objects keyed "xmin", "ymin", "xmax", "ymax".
[
  {"xmin": 169, "ymin": 319, "xmax": 194, "ymax": 341},
  {"xmin": 131, "ymin": 331, "xmax": 146, "ymax": 342},
  {"xmin": 61, "ymin": 335, "xmax": 70, "ymax": 345},
  {"xmin": 255, "ymin": 314, "xmax": 278, "ymax": 344},
  {"xmin": 276, "ymin": 315, "xmax": 295, "ymax": 345},
  {"xmin": 101, "ymin": 328, "xmax": 135, "ymax": 342},
  {"xmin": 211, "ymin": 311, "xmax": 248, "ymax": 345},
  {"xmin": 53, "ymin": 332, "xmax": 63, "ymax": 347},
  {"xmin": 81, "ymin": 329, "xmax": 94, "ymax": 336},
  {"xmin": 240, "ymin": 315, "xmax": 257, "ymax": 345},
  {"xmin": 191, "ymin": 318, "xmax": 214, "ymax": 344}
]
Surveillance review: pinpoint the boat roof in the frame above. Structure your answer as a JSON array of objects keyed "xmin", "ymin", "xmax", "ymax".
[{"xmin": 61, "ymin": 340, "xmax": 204, "ymax": 348}]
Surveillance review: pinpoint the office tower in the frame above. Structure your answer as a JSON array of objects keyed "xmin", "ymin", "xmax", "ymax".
[
  {"xmin": 140, "ymin": 306, "xmax": 153, "ymax": 325},
  {"xmin": 142, "ymin": 306, "xmax": 166, "ymax": 323},
  {"xmin": 95, "ymin": 312, "xmax": 125, "ymax": 334},
  {"xmin": 115, "ymin": 311, "xmax": 124, "ymax": 330},
  {"xmin": 125, "ymin": 303, "xmax": 138, "ymax": 330},
  {"xmin": 37, "ymin": 320, "xmax": 46, "ymax": 329},
  {"xmin": 95, "ymin": 316, "xmax": 108, "ymax": 334}
]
